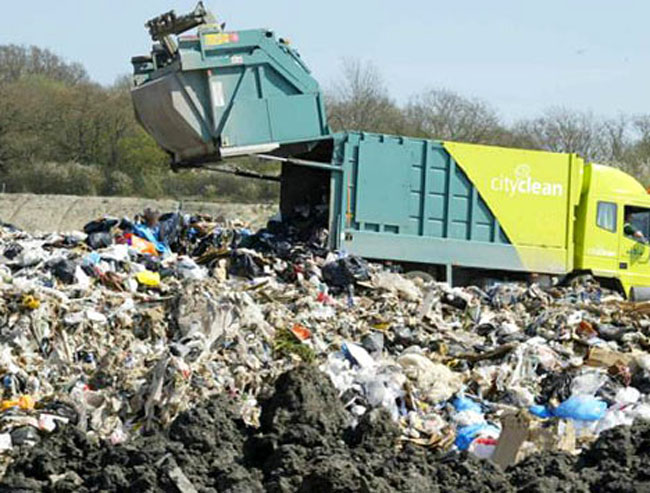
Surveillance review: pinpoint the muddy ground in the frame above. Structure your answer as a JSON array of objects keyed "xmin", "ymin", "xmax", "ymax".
[{"xmin": 1, "ymin": 366, "xmax": 648, "ymax": 493}]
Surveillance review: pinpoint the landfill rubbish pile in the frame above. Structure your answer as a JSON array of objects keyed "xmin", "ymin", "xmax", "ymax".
[
  {"xmin": 0, "ymin": 207, "xmax": 649, "ymax": 491},
  {"xmin": 4, "ymin": 367, "xmax": 650, "ymax": 492}
]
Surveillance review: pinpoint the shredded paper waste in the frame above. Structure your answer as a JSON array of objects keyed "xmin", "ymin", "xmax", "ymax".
[{"xmin": 0, "ymin": 208, "xmax": 649, "ymax": 491}]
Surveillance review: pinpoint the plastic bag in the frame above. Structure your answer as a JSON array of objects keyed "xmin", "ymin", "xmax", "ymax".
[
  {"xmin": 125, "ymin": 233, "xmax": 158, "ymax": 256},
  {"xmin": 83, "ymin": 218, "xmax": 119, "ymax": 235},
  {"xmin": 74, "ymin": 265, "xmax": 91, "ymax": 290},
  {"xmin": 229, "ymin": 251, "xmax": 263, "ymax": 279},
  {"xmin": 342, "ymin": 342, "xmax": 375, "ymax": 369},
  {"xmin": 453, "ymin": 395, "xmax": 483, "ymax": 414},
  {"xmin": 362, "ymin": 372, "xmax": 403, "ymax": 420},
  {"xmin": 529, "ymin": 404, "xmax": 554, "ymax": 418},
  {"xmin": 175, "ymin": 257, "xmax": 207, "ymax": 280},
  {"xmin": 398, "ymin": 354, "xmax": 462, "ymax": 403},
  {"xmin": 132, "ymin": 224, "xmax": 170, "ymax": 255},
  {"xmin": 553, "ymin": 396, "xmax": 608, "ymax": 421},
  {"xmin": 455, "ymin": 422, "xmax": 500, "ymax": 451},
  {"xmin": 632, "ymin": 403, "xmax": 650, "ymax": 421},
  {"xmin": 3, "ymin": 243, "xmax": 22, "ymax": 260},
  {"xmin": 158, "ymin": 213, "xmax": 182, "ymax": 246},
  {"xmin": 322, "ymin": 256, "xmax": 370, "ymax": 287},
  {"xmin": 87, "ymin": 232, "xmax": 113, "ymax": 250},
  {"xmin": 596, "ymin": 409, "xmax": 634, "ymax": 434},
  {"xmin": 361, "ymin": 332, "xmax": 384, "ymax": 355},
  {"xmin": 373, "ymin": 271, "xmax": 420, "ymax": 301},
  {"xmin": 50, "ymin": 259, "xmax": 76, "ymax": 284},
  {"xmin": 571, "ymin": 370, "xmax": 608, "ymax": 396},
  {"xmin": 615, "ymin": 387, "xmax": 640, "ymax": 406}
]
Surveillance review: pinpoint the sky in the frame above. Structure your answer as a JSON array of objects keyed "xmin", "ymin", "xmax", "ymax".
[{"xmin": 1, "ymin": 0, "xmax": 648, "ymax": 122}]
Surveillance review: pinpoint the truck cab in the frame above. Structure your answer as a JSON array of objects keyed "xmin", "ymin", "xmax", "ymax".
[{"xmin": 575, "ymin": 163, "xmax": 650, "ymax": 297}]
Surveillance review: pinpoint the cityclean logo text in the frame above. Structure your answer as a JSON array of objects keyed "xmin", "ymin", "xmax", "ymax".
[{"xmin": 490, "ymin": 164, "xmax": 564, "ymax": 198}]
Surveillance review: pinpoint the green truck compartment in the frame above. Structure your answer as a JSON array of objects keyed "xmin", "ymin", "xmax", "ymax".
[
  {"xmin": 131, "ymin": 4, "xmax": 330, "ymax": 166},
  {"xmin": 282, "ymin": 132, "xmax": 584, "ymax": 282}
]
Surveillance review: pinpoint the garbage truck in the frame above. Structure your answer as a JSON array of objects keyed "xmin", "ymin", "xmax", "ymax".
[{"xmin": 131, "ymin": 2, "xmax": 650, "ymax": 299}]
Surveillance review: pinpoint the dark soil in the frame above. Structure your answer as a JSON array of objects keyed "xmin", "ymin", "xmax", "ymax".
[{"xmin": 2, "ymin": 366, "xmax": 650, "ymax": 492}]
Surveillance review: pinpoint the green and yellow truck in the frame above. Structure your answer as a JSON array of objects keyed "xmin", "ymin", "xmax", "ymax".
[{"xmin": 131, "ymin": 3, "xmax": 650, "ymax": 298}]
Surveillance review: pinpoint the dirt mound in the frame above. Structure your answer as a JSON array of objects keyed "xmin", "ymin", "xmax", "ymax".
[
  {"xmin": 247, "ymin": 366, "xmax": 511, "ymax": 493},
  {"xmin": 0, "ymin": 395, "xmax": 261, "ymax": 493},
  {"xmin": 508, "ymin": 453, "xmax": 588, "ymax": 493},
  {"xmin": 507, "ymin": 423, "xmax": 650, "ymax": 492},
  {"xmin": 3, "ymin": 366, "xmax": 650, "ymax": 492}
]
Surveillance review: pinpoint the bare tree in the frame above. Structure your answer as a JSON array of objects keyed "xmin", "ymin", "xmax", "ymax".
[
  {"xmin": 0, "ymin": 45, "xmax": 88, "ymax": 85},
  {"xmin": 514, "ymin": 108, "xmax": 602, "ymax": 159},
  {"xmin": 404, "ymin": 89, "xmax": 502, "ymax": 143},
  {"xmin": 597, "ymin": 116, "xmax": 629, "ymax": 163},
  {"xmin": 613, "ymin": 115, "xmax": 650, "ymax": 181},
  {"xmin": 325, "ymin": 58, "xmax": 404, "ymax": 134}
]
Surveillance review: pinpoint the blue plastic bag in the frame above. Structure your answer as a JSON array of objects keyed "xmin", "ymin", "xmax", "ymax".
[
  {"xmin": 453, "ymin": 395, "xmax": 483, "ymax": 413},
  {"xmin": 455, "ymin": 423, "xmax": 500, "ymax": 451},
  {"xmin": 83, "ymin": 252, "xmax": 102, "ymax": 267},
  {"xmin": 552, "ymin": 396, "xmax": 608, "ymax": 421},
  {"xmin": 132, "ymin": 224, "xmax": 171, "ymax": 255},
  {"xmin": 529, "ymin": 404, "xmax": 554, "ymax": 419}
]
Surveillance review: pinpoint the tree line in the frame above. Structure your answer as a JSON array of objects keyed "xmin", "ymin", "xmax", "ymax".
[
  {"xmin": 327, "ymin": 59, "xmax": 650, "ymax": 183},
  {"xmin": 0, "ymin": 45, "xmax": 277, "ymax": 202},
  {"xmin": 0, "ymin": 46, "xmax": 648, "ymax": 203}
]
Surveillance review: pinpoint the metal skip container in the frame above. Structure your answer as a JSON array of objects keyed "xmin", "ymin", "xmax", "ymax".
[{"xmin": 131, "ymin": 2, "xmax": 330, "ymax": 167}]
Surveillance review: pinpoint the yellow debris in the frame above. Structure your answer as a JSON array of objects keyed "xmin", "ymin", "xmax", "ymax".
[
  {"xmin": 21, "ymin": 295, "xmax": 40, "ymax": 310},
  {"xmin": 135, "ymin": 270, "xmax": 161, "ymax": 287},
  {"xmin": 1, "ymin": 395, "xmax": 35, "ymax": 411}
]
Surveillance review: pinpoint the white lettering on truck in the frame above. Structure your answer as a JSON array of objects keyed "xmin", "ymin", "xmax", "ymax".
[{"xmin": 490, "ymin": 164, "xmax": 564, "ymax": 197}]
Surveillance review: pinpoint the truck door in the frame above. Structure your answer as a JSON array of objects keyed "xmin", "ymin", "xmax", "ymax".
[{"xmin": 618, "ymin": 206, "xmax": 650, "ymax": 283}]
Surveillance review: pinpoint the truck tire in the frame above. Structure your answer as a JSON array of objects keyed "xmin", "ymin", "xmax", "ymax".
[{"xmin": 630, "ymin": 287, "xmax": 650, "ymax": 302}]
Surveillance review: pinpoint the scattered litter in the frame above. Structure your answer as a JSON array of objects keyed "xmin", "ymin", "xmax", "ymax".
[{"xmin": 0, "ymin": 207, "xmax": 649, "ymax": 490}]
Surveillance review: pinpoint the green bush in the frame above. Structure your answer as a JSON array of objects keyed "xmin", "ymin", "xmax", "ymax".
[
  {"xmin": 159, "ymin": 169, "xmax": 279, "ymax": 203},
  {"xmin": 2, "ymin": 161, "xmax": 103, "ymax": 195},
  {"xmin": 103, "ymin": 170, "xmax": 135, "ymax": 196}
]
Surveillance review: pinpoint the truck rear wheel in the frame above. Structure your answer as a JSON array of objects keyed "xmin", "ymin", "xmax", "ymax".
[{"xmin": 630, "ymin": 287, "xmax": 650, "ymax": 302}]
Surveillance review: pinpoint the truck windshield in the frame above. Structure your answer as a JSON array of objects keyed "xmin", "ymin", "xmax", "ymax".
[{"xmin": 624, "ymin": 206, "xmax": 650, "ymax": 243}]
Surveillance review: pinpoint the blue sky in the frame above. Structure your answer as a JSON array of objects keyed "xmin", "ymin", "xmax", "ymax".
[{"xmin": 1, "ymin": 1, "xmax": 648, "ymax": 121}]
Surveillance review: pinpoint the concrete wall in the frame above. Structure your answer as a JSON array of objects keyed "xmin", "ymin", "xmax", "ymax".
[{"xmin": 0, "ymin": 194, "xmax": 277, "ymax": 233}]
